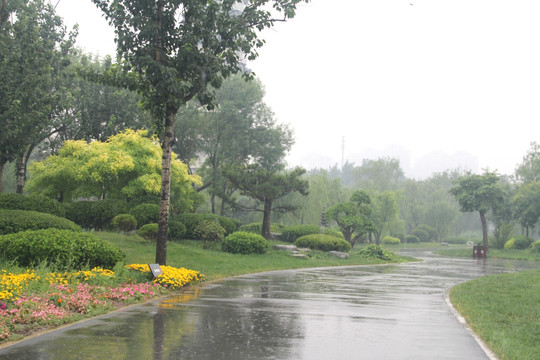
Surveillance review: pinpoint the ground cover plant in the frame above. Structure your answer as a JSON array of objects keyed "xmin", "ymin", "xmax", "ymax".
[
  {"xmin": 450, "ymin": 269, "xmax": 540, "ymax": 360},
  {"xmin": 0, "ymin": 263, "xmax": 203, "ymax": 343}
]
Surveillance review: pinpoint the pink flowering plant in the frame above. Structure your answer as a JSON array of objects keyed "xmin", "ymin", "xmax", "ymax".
[{"xmin": 0, "ymin": 263, "xmax": 203, "ymax": 343}]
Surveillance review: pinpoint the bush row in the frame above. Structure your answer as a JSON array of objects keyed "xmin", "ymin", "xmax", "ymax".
[
  {"xmin": 0, "ymin": 228, "xmax": 125, "ymax": 269},
  {"xmin": 295, "ymin": 234, "xmax": 351, "ymax": 252},
  {"xmin": 0, "ymin": 210, "xmax": 81, "ymax": 235},
  {"xmin": 0, "ymin": 193, "xmax": 65, "ymax": 217}
]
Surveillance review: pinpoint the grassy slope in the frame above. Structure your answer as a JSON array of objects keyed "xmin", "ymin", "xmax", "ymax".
[
  {"xmin": 450, "ymin": 269, "xmax": 540, "ymax": 360},
  {"xmin": 94, "ymin": 232, "xmax": 415, "ymax": 282}
]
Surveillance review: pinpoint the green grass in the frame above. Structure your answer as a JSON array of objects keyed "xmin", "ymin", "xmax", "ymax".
[
  {"xmin": 94, "ymin": 232, "xmax": 415, "ymax": 282},
  {"xmin": 435, "ymin": 247, "xmax": 540, "ymax": 261},
  {"xmin": 450, "ymin": 269, "xmax": 540, "ymax": 360}
]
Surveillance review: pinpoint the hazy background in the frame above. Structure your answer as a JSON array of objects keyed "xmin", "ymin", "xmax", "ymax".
[{"xmin": 56, "ymin": 0, "xmax": 540, "ymax": 179}]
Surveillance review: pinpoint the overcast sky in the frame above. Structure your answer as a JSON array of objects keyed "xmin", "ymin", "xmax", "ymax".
[{"xmin": 56, "ymin": 0, "xmax": 540, "ymax": 178}]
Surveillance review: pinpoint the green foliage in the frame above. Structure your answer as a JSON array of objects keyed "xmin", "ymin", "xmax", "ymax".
[
  {"xmin": 411, "ymin": 228, "xmax": 429, "ymax": 242},
  {"xmin": 176, "ymin": 213, "xmax": 240, "ymax": 239},
  {"xmin": 414, "ymin": 224, "xmax": 438, "ymax": 241},
  {"xmin": 504, "ymin": 236, "xmax": 533, "ymax": 250},
  {"xmin": 193, "ymin": 220, "xmax": 226, "ymax": 249},
  {"xmin": 358, "ymin": 244, "xmax": 396, "ymax": 261},
  {"xmin": 129, "ymin": 203, "xmax": 159, "ymax": 228},
  {"xmin": 0, "ymin": 229, "xmax": 125, "ymax": 269},
  {"xmin": 295, "ymin": 234, "xmax": 352, "ymax": 252},
  {"xmin": 492, "ymin": 222, "xmax": 514, "ymax": 249},
  {"xmin": 0, "ymin": 193, "xmax": 65, "ymax": 217},
  {"xmin": 91, "ymin": 199, "xmax": 129, "ymax": 230},
  {"xmin": 222, "ymin": 231, "xmax": 270, "ymax": 255},
  {"xmin": 530, "ymin": 240, "xmax": 540, "ymax": 253},
  {"xmin": 0, "ymin": 210, "xmax": 81, "ymax": 235},
  {"xmin": 445, "ymin": 237, "xmax": 472, "ymax": 244},
  {"xmin": 280, "ymin": 224, "xmax": 321, "ymax": 243},
  {"xmin": 404, "ymin": 234, "xmax": 419, "ymax": 243},
  {"xmin": 238, "ymin": 222, "xmax": 284, "ymax": 234},
  {"xmin": 137, "ymin": 224, "xmax": 158, "ymax": 241},
  {"xmin": 63, "ymin": 201, "xmax": 96, "ymax": 229},
  {"xmin": 167, "ymin": 221, "xmax": 187, "ymax": 242},
  {"xmin": 322, "ymin": 228, "xmax": 345, "ymax": 239},
  {"xmin": 382, "ymin": 236, "xmax": 401, "ymax": 245},
  {"xmin": 111, "ymin": 214, "xmax": 137, "ymax": 232}
]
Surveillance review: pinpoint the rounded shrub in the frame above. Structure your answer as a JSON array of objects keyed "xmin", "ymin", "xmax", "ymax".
[
  {"xmin": 0, "ymin": 193, "xmax": 65, "ymax": 217},
  {"xmin": 322, "ymin": 228, "xmax": 345, "ymax": 239},
  {"xmin": 411, "ymin": 228, "xmax": 429, "ymax": 242},
  {"xmin": 168, "ymin": 221, "xmax": 187, "ymax": 241},
  {"xmin": 137, "ymin": 223, "xmax": 158, "ymax": 241},
  {"xmin": 111, "ymin": 214, "xmax": 138, "ymax": 232},
  {"xmin": 415, "ymin": 224, "xmax": 438, "ymax": 241},
  {"xmin": 63, "ymin": 201, "xmax": 95, "ymax": 229},
  {"xmin": 176, "ymin": 213, "xmax": 240, "ymax": 238},
  {"xmin": 0, "ymin": 228, "xmax": 125, "ymax": 269},
  {"xmin": 0, "ymin": 210, "xmax": 81, "ymax": 235},
  {"xmin": 295, "ymin": 234, "xmax": 352, "ymax": 252},
  {"xmin": 222, "ymin": 231, "xmax": 270, "ymax": 254},
  {"xmin": 193, "ymin": 220, "xmax": 226, "ymax": 248},
  {"xmin": 382, "ymin": 236, "xmax": 401, "ymax": 245},
  {"xmin": 530, "ymin": 240, "xmax": 540, "ymax": 253},
  {"xmin": 281, "ymin": 224, "xmax": 321, "ymax": 243},
  {"xmin": 404, "ymin": 235, "xmax": 419, "ymax": 243},
  {"xmin": 129, "ymin": 203, "xmax": 160, "ymax": 228},
  {"xmin": 91, "ymin": 199, "xmax": 129, "ymax": 230}
]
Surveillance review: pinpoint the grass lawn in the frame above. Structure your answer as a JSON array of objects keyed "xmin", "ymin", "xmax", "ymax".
[
  {"xmin": 435, "ymin": 247, "xmax": 540, "ymax": 261},
  {"xmin": 95, "ymin": 232, "xmax": 416, "ymax": 282},
  {"xmin": 450, "ymin": 269, "xmax": 540, "ymax": 360}
]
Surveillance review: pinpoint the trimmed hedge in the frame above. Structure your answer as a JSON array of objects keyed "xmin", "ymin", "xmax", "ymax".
[
  {"xmin": 0, "ymin": 228, "xmax": 125, "ymax": 269},
  {"xmin": 295, "ymin": 234, "xmax": 351, "ymax": 252},
  {"xmin": 91, "ymin": 199, "xmax": 129, "ymax": 230},
  {"xmin": 168, "ymin": 221, "xmax": 187, "ymax": 241},
  {"xmin": 0, "ymin": 210, "xmax": 81, "ymax": 235},
  {"xmin": 504, "ymin": 236, "xmax": 534, "ymax": 250},
  {"xmin": 129, "ymin": 203, "xmax": 160, "ymax": 228},
  {"xmin": 238, "ymin": 222, "xmax": 284, "ymax": 234},
  {"xmin": 222, "ymin": 231, "xmax": 270, "ymax": 254},
  {"xmin": 530, "ymin": 240, "xmax": 540, "ymax": 253},
  {"xmin": 281, "ymin": 224, "xmax": 321, "ymax": 243},
  {"xmin": 111, "ymin": 214, "xmax": 138, "ymax": 232},
  {"xmin": 175, "ymin": 213, "xmax": 240, "ymax": 238},
  {"xmin": 382, "ymin": 236, "xmax": 401, "ymax": 245},
  {"xmin": 137, "ymin": 223, "xmax": 158, "ymax": 241},
  {"xmin": 63, "ymin": 201, "xmax": 95, "ymax": 229},
  {"xmin": 0, "ymin": 193, "xmax": 65, "ymax": 217},
  {"xmin": 404, "ymin": 235, "xmax": 419, "ymax": 243}
]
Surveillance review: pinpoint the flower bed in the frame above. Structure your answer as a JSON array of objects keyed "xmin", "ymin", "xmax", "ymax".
[{"xmin": 0, "ymin": 264, "xmax": 203, "ymax": 343}]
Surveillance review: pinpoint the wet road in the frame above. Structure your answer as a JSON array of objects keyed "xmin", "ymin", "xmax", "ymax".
[{"xmin": 1, "ymin": 249, "xmax": 539, "ymax": 360}]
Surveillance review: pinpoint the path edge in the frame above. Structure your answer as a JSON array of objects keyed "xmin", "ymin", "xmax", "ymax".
[{"xmin": 444, "ymin": 289, "xmax": 498, "ymax": 360}]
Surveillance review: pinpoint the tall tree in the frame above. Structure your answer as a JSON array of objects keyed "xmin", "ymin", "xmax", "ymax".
[
  {"xmin": 224, "ymin": 164, "xmax": 308, "ymax": 239},
  {"xmin": 450, "ymin": 171, "xmax": 504, "ymax": 250},
  {"xmin": 515, "ymin": 142, "xmax": 540, "ymax": 184},
  {"xmin": 369, "ymin": 191, "xmax": 400, "ymax": 245},
  {"xmin": 90, "ymin": 0, "xmax": 309, "ymax": 265},
  {"xmin": 512, "ymin": 181, "xmax": 540, "ymax": 237},
  {"xmin": 0, "ymin": 0, "xmax": 75, "ymax": 193}
]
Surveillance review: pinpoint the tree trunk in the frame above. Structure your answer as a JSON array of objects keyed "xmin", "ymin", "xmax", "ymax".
[
  {"xmin": 479, "ymin": 210, "xmax": 489, "ymax": 252},
  {"xmin": 261, "ymin": 199, "xmax": 272, "ymax": 239},
  {"xmin": 0, "ymin": 160, "xmax": 5, "ymax": 193},
  {"xmin": 210, "ymin": 193, "xmax": 216, "ymax": 214},
  {"xmin": 15, "ymin": 144, "xmax": 33, "ymax": 194},
  {"xmin": 156, "ymin": 110, "xmax": 175, "ymax": 265}
]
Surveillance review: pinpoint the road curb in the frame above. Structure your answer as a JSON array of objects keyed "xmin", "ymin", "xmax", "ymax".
[{"xmin": 444, "ymin": 289, "xmax": 499, "ymax": 360}]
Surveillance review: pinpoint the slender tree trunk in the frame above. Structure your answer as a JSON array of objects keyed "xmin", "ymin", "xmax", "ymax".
[
  {"xmin": 262, "ymin": 199, "xmax": 272, "ymax": 239},
  {"xmin": 0, "ymin": 160, "xmax": 5, "ymax": 193},
  {"xmin": 15, "ymin": 144, "xmax": 34, "ymax": 194},
  {"xmin": 479, "ymin": 210, "xmax": 489, "ymax": 251},
  {"xmin": 210, "ymin": 193, "xmax": 216, "ymax": 214},
  {"xmin": 156, "ymin": 109, "xmax": 175, "ymax": 265}
]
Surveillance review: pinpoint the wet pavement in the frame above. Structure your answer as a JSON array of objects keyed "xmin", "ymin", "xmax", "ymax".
[{"xmin": 1, "ymin": 249, "xmax": 539, "ymax": 360}]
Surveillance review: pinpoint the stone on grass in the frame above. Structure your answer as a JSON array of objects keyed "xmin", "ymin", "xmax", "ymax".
[{"xmin": 328, "ymin": 251, "xmax": 349, "ymax": 259}]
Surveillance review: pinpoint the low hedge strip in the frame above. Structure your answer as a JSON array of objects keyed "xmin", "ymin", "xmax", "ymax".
[
  {"xmin": 295, "ymin": 234, "xmax": 351, "ymax": 252},
  {"xmin": 0, "ymin": 210, "xmax": 81, "ymax": 235}
]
